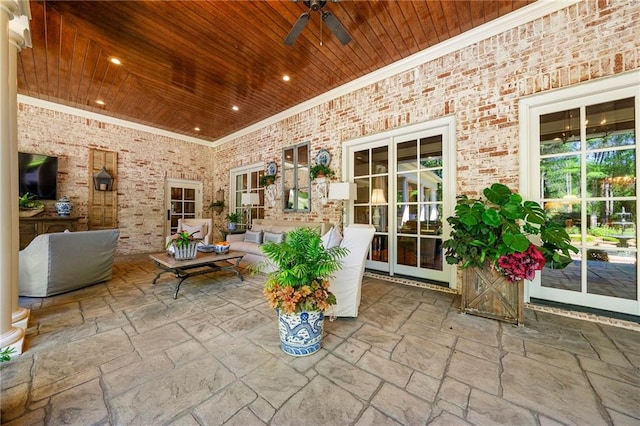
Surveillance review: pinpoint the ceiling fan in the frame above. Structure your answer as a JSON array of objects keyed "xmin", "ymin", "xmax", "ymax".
[{"xmin": 284, "ymin": 0, "xmax": 352, "ymax": 46}]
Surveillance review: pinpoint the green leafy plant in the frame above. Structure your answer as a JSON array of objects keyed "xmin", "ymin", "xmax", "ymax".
[
  {"xmin": 310, "ymin": 164, "xmax": 335, "ymax": 180},
  {"xmin": 259, "ymin": 174, "xmax": 276, "ymax": 187},
  {"xmin": 442, "ymin": 183, "xmax": 578, "ymax": 277},
  {"xmin": 0, "ymin": 346, "xmax": 16, "ymax": 362},
  {"xmin": 18, "ymin": 192, "xmax": 44, "ymax": 209},
  {"xmin": 254, "ymin": 227, "xmax": 348, "ymax": 313},
  {"xmin": 226, "ymin": 212, "xmax": 242, "ymax": 223},
  {"xmin": 165, "ymin": 230, "xmax": 201, "ymax": 248}
]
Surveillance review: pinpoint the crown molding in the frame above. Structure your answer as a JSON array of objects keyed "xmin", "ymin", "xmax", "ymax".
[
  {"xmin": 18, "ymin": 95, "xmax": 213, "ymax": 147},
  {"xmin": 212, "ymin": 0, "xmax": 581, "ymax": 148}
]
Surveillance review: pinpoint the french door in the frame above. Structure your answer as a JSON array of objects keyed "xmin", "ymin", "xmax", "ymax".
[
  {"xmin": 165, "ymin": 178, "xmax": 203, "ymax": 236},
  {"xmin": 229, "ymin": 163, "xmax": 265, "ymax": 228},
  {"xmin": 346, "ymin": 118, "xmax": 456, "ymax": 285},
  {"xmin": 522, "ymin": 72, "xmax": 639, "ymax": 316}
]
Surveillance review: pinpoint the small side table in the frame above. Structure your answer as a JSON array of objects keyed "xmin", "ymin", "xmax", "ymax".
[{"xmin": 219, "ymin": 227, "xmax": 246, "ymax": 240}]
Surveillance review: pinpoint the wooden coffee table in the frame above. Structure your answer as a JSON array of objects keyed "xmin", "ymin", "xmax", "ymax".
[{"xmin": 149, "ymin": 250, "xmax": 246, "ymax": 299}]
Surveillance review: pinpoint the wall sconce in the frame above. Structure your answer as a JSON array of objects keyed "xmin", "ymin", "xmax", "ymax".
[
  {"xmin": 329, "ymin": 182, "xmax": 356, "ymax": 229},
  {"xmin": 216, "ymin": 188, "xmax": 224, "ymax": 203},
  {"xmin": 241, "ymin": 192, "xmax": 260, "ymax": 228},
  {"xmin": 93, "ymin": 166, "xmax": 114, "ymax": 191}
]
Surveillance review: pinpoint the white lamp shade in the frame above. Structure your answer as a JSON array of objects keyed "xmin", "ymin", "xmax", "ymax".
[
  {"xmin": 241, "ymin": 192, "xmax": 260, "ymax": 205},
  {"xmin": 329, "ymin": 182, "xmax": 356, "ymax": 200},
  {"xmin": 371, "ymin": 188, "xmax": 387, "ymax": 204}
]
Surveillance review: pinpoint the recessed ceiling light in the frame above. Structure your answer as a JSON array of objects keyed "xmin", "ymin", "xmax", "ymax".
[
  {"xmin": 232, "ymin": 106, "xmax": 239, "ymax": 111},
  {"xmin": 95, "ymin": 100, "xmax": 105, "ymax": 105},
  {"xmin": 283, "ymin": 75, "xmax": 290, "ymax": 81},
  {"xmin": 194, "ymin": 127, "xmax": 200, "ymax": 131},
  {"xmin": 109, "ymin": 57, "xmax": 121, "ymax": 65}
]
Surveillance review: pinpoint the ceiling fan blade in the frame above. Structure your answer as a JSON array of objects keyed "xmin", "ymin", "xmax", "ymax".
[
  {"xmin": 322, "ymin": 11, "xmax": 351, "ymax": 45},
  {"xmin": 284, "ymin": 13, "xmax": 310, "ymax": 46}
]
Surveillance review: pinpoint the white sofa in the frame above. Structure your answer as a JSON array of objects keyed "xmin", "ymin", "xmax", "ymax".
[
  {"xmin": 329, "ymin": 225, "xmax": 375, "ymax": 317},
  {"xmin": 19, "ymin": 229, "xmax": 120, "ymax": 297},
  {"xmin": 226, "ymin": 219, "xmax": 333, "ymax": 269}
]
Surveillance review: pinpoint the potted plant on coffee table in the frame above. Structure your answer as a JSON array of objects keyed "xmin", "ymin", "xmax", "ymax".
[
  {"xmin": 442, "ymin": 183, "xmax": 578, "ymax": 325},
  {"xmin": 166, "ymin": 230, "xmax": 202, "ymax": 260},
  {"xmin": 255, "ymin": 227, "xmax": 348, "ymax": 356}
]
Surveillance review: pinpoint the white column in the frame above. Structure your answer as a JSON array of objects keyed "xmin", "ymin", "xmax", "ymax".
[
  {"xmin": 10, "ymin": 13, "xmax": 29, "ymax": 331},
  {"xmin": 0, "ymin": 0, "xmax": 30, "ymax": 357}
]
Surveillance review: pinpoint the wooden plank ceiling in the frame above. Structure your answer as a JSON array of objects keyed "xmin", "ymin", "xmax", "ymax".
[{"xmin": 18, "ymin": 0, "xmax": 533, "ymax": 142}]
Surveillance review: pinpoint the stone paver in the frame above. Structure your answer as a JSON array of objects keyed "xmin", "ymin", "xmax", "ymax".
[
  {"xmin": 501, "ymin": 353, "xmax": 607, "ymax": 424},
  {"xmin": 2, "ymin": 254, "xmax": 638, "ymax": 426}
]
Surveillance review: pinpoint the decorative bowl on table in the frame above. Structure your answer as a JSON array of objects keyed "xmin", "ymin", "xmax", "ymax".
[
  {"xmin": 213, "ymin": 241, "xmax": 230, "ymax": 254},
  {"xmin": 197, "ymin": 244, "xmax": 215, "ymax": 253}
]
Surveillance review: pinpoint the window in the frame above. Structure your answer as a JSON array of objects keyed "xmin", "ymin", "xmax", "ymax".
[{"xmin": 283, "ymin": 142, "xmax": 311, "ymax": 212}]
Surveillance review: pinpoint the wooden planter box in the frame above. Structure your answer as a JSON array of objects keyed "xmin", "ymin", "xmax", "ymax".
[{"xmin": 461, "ymin": 262, "xmax": 524, "ymax": 326}]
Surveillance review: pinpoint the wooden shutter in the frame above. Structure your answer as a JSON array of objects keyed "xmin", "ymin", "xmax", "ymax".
[{"xmin": 89, "ymin": 149, "xmax": 118, "ymax": 229}]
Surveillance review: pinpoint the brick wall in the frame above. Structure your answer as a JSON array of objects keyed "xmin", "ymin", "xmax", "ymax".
[
  {"xmin": 19, "ymin": 0, "xmax": 639, "ymax": 255},
  {"xmin": 17, "ymin": 104, "xmax": 215, "ymax": 255},
  {"xmin": 213, "ymin": 0, "xmax": 639, "ymax": 203}
]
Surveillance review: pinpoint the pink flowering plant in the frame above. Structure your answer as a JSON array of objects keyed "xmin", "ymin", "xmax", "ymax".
[
  {"xmin": 497, "ymin": 243, "xmax": 546, "ymax": 282},
  {"xmin": 443, "ymin": 183, "xmax": 577, "ymax": 281}
]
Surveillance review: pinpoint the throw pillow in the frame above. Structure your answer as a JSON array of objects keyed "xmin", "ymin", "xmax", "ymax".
[
  {"xmin": 329, "ymin": 227, "xmax": 343, "ymax": 248},
  {"xmin": 263, "ymin": 231, "xmax": 285, "ymax": 244},
  {"xmin": 321, "ymin": 227, "xmax": 343, "ymax": 249},
  {"xmin": 251, "ymin": 224, "xmax": 269, "ymax": 233},
  {"xmin": 180, "ymin": 223, "xmax": 205, "ymax": 240},
  {"xmin": 244, "ymin": 230, "xmax": 263, "ymax": 244},
  {"xmin": 321, "ymin": 227, "xmax": 334, "ymax": 248}
]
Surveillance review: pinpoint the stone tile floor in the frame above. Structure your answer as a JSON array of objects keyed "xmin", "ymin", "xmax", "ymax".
[{"xmin": 1, "ymin": 254, "xmax": 639, "ymax": 425}]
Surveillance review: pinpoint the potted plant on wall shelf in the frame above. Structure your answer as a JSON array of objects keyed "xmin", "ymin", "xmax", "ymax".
[
  {"xmin": 254, "ymin": 227, "xmax": 348, "ymax": 356},
  {"xmin": 310, "ymin": 164, "xmax": 335, "ymax": 180},
  {"xmin": 18, "ymin": 193, "xmax": 44, "ymax": 217},
  {"xmin": 442, "ymin": 183, "xmax": 578, "ymax": 325},
  {"xmin": 259, "ymin": 174, "xmax": 276, "ymax": 187},
  {"xmin": 226, "ymin": 211, "xmax": 242, "ymax": 230},
  {"xmin": 208, "ymin": 200, "xmax": 224, "ymax": 214}
]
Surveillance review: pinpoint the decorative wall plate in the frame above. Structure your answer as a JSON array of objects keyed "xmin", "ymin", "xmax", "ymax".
[
  {"xmin": 315, "ymin": 149, "xmax": 331, "ymax": 166},
  {"xmin": 266, "ymin": 161, "xmax": 277, "ymax": 176}
]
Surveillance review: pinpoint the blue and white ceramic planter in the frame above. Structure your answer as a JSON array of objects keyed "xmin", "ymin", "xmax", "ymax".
[
  {"xmin": 278, "ymin": 310, "xmax": 324, "ymax": 356},
  {"xmin": 55, "ymin": 196, "xmax": 73, "ymax": 216}
]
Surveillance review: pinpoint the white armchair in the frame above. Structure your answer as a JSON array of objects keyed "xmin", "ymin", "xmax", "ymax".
[
  {"xmin": 166, "ymin": 218, "xmax": 213, "ymax": 246},
  {"xmin": 329, "ymin": 224, "xmax": 375, "ymax": 317}
]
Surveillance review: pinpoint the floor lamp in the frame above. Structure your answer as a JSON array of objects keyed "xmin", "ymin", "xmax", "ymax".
[
  {"xmin": 329, "ymin": 182, "xmax": 356, "ymax": 230},
  {"xmin": 241, "ymin": 192, "xmax": 260, "ymax": 229}
]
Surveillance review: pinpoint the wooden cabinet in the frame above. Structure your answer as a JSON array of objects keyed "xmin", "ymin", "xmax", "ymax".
[{"xmin": 19, "ymin": 216, "xmax": 79, "ymax": 249}]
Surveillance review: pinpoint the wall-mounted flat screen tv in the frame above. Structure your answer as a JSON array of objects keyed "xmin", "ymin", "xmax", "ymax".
[{"xmin": 18, "ymin": 152, "xmax": 58, "ymax": 200}]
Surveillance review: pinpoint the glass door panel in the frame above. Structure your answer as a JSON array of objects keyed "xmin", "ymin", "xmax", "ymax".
[
  {"xmin": 165, "ymin": 179, "xmax": 202, "ymax": 237},
  {"xmin": 533, "ymin": 95, "xmax": 638, "ymax": 314},
  {"xmin": 395, "ymin": 135, "xmax": 444, "ymax": 277}
]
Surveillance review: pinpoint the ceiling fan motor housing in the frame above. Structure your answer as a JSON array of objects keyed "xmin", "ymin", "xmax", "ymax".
[{"xmin": 304, "ymin": 0, "xmax": 327, "ymax": 11}]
